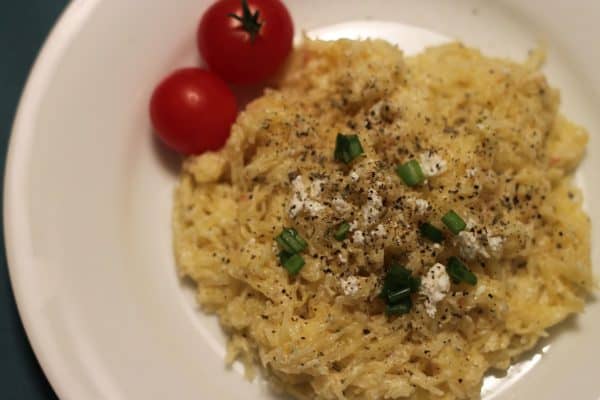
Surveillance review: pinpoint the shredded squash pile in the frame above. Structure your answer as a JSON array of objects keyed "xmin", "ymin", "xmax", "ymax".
[{"xmin": 173, "ymin": 39, "xmax": 592, "ymax": 399}]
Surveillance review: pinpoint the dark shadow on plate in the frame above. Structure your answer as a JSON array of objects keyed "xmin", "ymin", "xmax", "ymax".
[
  {"xmin": 180, "ymin": 274, "xmax": 198, "ymax": 290},
  {"xmin": 151, "ymin": 131, "xmax": 182, "ymax": 177},
  {"xmin": 179, "ymin": 275, "xmax": 199, "ymax": 303},
  {"xmin": 262, "ymin": 381, "xmax": 296, "ymax": 400}
]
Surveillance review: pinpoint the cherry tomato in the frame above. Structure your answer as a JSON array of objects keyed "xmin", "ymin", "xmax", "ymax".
[
  {"xmin": 198, "ymin": 0, "xmax": 294, "ymax": 85},
  {"xmin": 150, "ymin": 68, "xmax": 237, "ymax": 155}
]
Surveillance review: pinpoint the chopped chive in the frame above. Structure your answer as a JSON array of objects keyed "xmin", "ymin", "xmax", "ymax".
[
  {"xmin": 396, "ymin": 160, "xmax": 425, "ymax": 186},
  {"xmin": 408, "ymin": 276, "xmax": 421, "ymax": 293},
  {"xmin": 389, "ymin": 264, "xmax": 420, "ymax": 292},
  {"xmin": 275, "ymin": 236, "xmax": 292, "ymax": 253},
  {"xmin": 379, "ymin": 264, "xmax": 421, "ymax": 300},
  {"xmin": 447, "ymin": 256, "xmax": 477, "ymax": 285},
  {"xmin": 379, "ymin": 276, "xmax": 395, "ymax": 299},
  {"xmin": 386, "ymin": 297, "xmax": 412, "ymax": 315},
  {"xmin": 282, "ymin": 253, "xmax": 305, "ymax": 275},
  {"xmin": 275, "ymin": 228, "xmax": 307, "ymax": 254},
  {"xmin": 442, "ymin": 210, "xmax": 466, "ymax": 234},
  {"xmin": 379, "ymin": 263, "xmax": 419, "ymax": 317},
  {"xmin": 333, "ymin": 221, "xmax": 351, "ymax": 241},
  {"xmin": 379, "ymin": 274, "xmax": 401, "ymax": 300},
  {"xmin": 419, "ymin": 222, "xmax": 444, "ymax": 243},
  {"xmin": 347, "ymin": 136, "xmax": 364, "ymax": 160},
  {"xmin": 387, "ymin": 287, "xmax": 411, "ymax": 304},
  {"xmin": 334, "ymin": 134, "xmax": 348, "ymax": 163},
  {"xmin": 278, "ymin": 251, "xmax": 292, "ymax": 264},
  {"xmin": 334, "ymin": 134, "xmax": 364, "ymax": 164},
  {"xmin": 388, "ymin": 263, "xmax": 412, "ymax": 280}
]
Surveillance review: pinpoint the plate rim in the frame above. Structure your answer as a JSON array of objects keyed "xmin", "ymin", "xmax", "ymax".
[{"xmin": 3, "ymin": 1, "xmax": 102, "ymax": 399}]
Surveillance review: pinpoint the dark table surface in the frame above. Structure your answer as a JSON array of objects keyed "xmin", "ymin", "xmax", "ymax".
[{"xmin": 1, "ymin": 2, "xmax": 68, "ymax": 398}]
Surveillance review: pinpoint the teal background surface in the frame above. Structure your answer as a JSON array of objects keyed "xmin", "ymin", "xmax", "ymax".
[{"xmin": 1, "ymin": 2, "xmax": 68, "ymax": 398}]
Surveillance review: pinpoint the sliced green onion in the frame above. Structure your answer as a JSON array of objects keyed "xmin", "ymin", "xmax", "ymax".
[
  {"xmin": 334, "ymin": 134, "xmax": 348, "ymax": 162},
  {"xmin": 347, "ymin": 136, "xmax": 364, "ymax": 159},
  {"xmin": 396, "ymin": 160, "xmax": 425, "ymax": 186},
  {"xmin": 380, "ymin": 274, "xmax": 407, "ymax": 299},
  {"xmin": 333, "ymin": 221, "xmax": 351, "ymax": 241},
  {"xmin": 379, "ymin": 264, "xmax": 421, "ymax": 300},
  {"xmin": 379, "ymin": 274, "xmax": 399, "ymax": 299},
  {"xmin": 334, "ymin": 134, "xmax": 364, "ymax": 164},
  {"xmin": 282, "ymin": 253, "xmax": 305, "ymax": 275},
  {"xmin": 388, "ymin": 263, "xmax": 412, "ymax": 281},
  {"xmin": 389, "ymin": 264, "xmax": 420, "ymax": 292},
  {"xmin": 419, "ymin": 222, "xmax": 444, "ymax": 243},
  {"xmin": 386, "ymin": 298, "xmax": 412, "ymax": 316},
  {"xmin": 278, "ymin": 251, "xmax": 292, "ymax": 264},
  {"xmin": 276, "ymin": 228, "xmax": 307, "ymax": 254},
  {"xmin": 379, "ymin": 264, "xmax": 419, "ymax": 317},
  {"xmin": 447, "ymin": 256, "xmax": 477, "ymax": 285},
  {"xmin": 387, "ymin": 287, "xmax": 411, "ymax": 304},
  {"xmin": 442, "ymin": 210, "xmax": 466, "ymax": 234},
  {"xmin": 379, "ymin": 276, "xmax": 395, "ymax": 300},
  {"xmin": 408, "ymin": 275, "xmax": 421, "ymax": 293}
]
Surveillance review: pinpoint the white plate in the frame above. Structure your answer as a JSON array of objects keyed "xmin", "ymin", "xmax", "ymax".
[{"xmin": 5, "ymin": 1, "xmax": 600, "ymax": 399}]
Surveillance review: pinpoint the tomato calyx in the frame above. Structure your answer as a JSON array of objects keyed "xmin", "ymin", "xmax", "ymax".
[{"xmin": 228, "ymin": 0, "xmax": 263, "ymax": 43}]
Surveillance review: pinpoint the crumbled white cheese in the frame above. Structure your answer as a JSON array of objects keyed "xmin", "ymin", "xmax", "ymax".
[
  {"xmin": 338, "ymin": 253, "xmax": 347, "ymax": 264},
  {"xmin": 289, "ymin": 199, "xmax": 304, "ymax": 217},
  {"xmin": 457, "ymin": 231, "xmax": 490, "ymax": 259},
  {"xmin": 474, "ymin": 284, "xmax": 487, "ymax": 298},
  {"xmin": 466, "ymin": 168, "xmax": 478, "ymax": 178},
  {"xmin": 454, "ymin": 218, "xmax": 504, "ymax": 259},
  {"xmin": 352, "ymin": 230, "xmax": 365, "ymax": 244},
  {"xmin": 376, "ymin": 180, "xmax": 388, "ymax": 190},
  {"xmin": 362, "ymin": 188, "xmax": 383, "ymax": 225},
  {"xmin": 371, "ymin": 224, "xmax": 387, "ymax": 238},
  {"xmin": 289, "ymin": 196, "xmax": 304, "ymax": 217},
  {"xmin": 420, "ymin": 263, "xmax": 451, "ymax": 317},
  {"xmin": 332, "ymin": 197, "xmax": 352, "ymax": 213},
  {"xmin": 289, "ymin": 175, "xmax": 325, "ymax": 217},
  {"xmin": 349, "ymin": 171, "xmax": 360, "ymax": 182},
  {"xmin": 404, "ymin": 197, "xmax": 430, "ymax": 216},
  {"xmin": 340, "ymin": 276, "xmax": 360, "ymax": 296},
  {"xmin": 309, "ymin": 179, "xmax": 326, "ymax": 198},
  {"xmin": 368, "ymin": 100, "xmax": 386, "ymax": 119},
  {"xmin": 291, "ymin": 175, "xmax": 305, "ymax": 195},
  {"xmin": 289, "ymin": 176, "xmax": 307, "ymax": 217},
  {"xmin": 349, "ymin": 220, "xmax": 358, "ymax": 231},
  {"xmin": 419, "ymin": 151, "xmax": 447, "ymax": 177},
  {"xmin": 476, "ymin": 123, "xmax": 489, "ymax": 131},
  {"xmin": 487, "ymin": 235, "xmax": 504, "ymax": 254},
  {"xmin": 414, "ymin": 199, "xmax": 430, "ymax": 214},
  {"xmin": 465, "ymin": 217, "xmax": 477, "ymax": 230},
  {"xmin": 304, "ymin": 200, "xmax": 325, "ymax": 216},
  {"xmin": 432, "ymin": 243, "xmax": 443, "ymax": 250}
]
